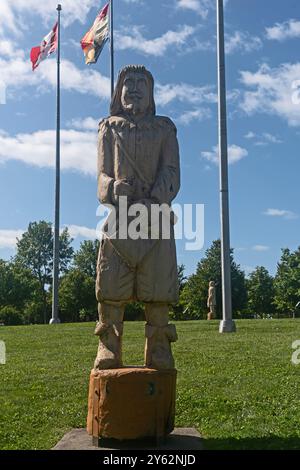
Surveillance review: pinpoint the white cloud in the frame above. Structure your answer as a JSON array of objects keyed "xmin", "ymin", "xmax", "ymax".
[
  {"xmin": 68, "ymin": 117, "xmax": 100, "ymax": 131},
  {"xmin": 0, "ymin": 129, "xmax": 97, "ymax": 176},
  {"xmin": 252, "ymin": 245, "xmax": 270, "ymax": 252},
  {"xmin": 201, "ymin": 144, "xmax": 248, "ymax": 165},
  {"xmin": 263, "ymin": 133, "xmax": 283, "ymax": 144},
  {"xmin": 0, "ymin": 2, "xmax": 20, "ymax": 36},
  {"xmin": 226, "ymin": 31, "xmax": 262, "ymax": 55},
  {"xmin": 266, "ymin": 19, "xmax": 300, "ymax": 41},
  {"xmin": 0, "ymin": 52, "xmax": 110, "ymax": 101},
  {"xmin": 0, "ymin": 56, "xmax": 39, "ymax": 92},
  {"xmin": 242, "ymin": 265, "xmax": 255, "ymax": 276},
  {"xmin": 201, "ymin": 147, "xmax": 219, "ymax": 165},
  {"xmin": 183, "ymin": 37, "xmax": 214, "ymax": 54},
  {"xmin": 244, "ymin": 131, "xmax": 256, "ymax": 140},
  {"xmin": 0, "ymin": 39, "xmax": 25, "ymax": 58},
  {"xmin": 0, "ymin": 225, "xmax": 98, "ymax": 250},
  {"xmin": 156, "ymin": 82, "xmax": 216, "ymax": 107},
  {"xmin": 0, "ymin": 230, "xmax": 24, "ymax": 249},
  {"xmin": 244, "ymin": 131, "xmax": 283, "ymax": 146},
  {"xmin": 177, "ymin": 108, "xmax": 212, "ymax": 125},
  {"xmin": 263, "ymin": 209, "xmax": 298, "ymax": 220},
  {"xmin": 40, "ymin": 59, "xmax": 111, "ymax": 99},
  {"xmin": 65, "ymin": 225, "xmax": 97, "ymax": 240},
  {"xmin": 1, "ymin": 43, "xmax": 216, "ymax": 109},
  {"xmin": 227, "ymin": 145, "xmax": 248, "ymax": 164},
  {"xmin": 240, "ymin": 62, "xmax": 300, "ymax": 127},
  {"xmin": 0, "ymin": 0, "xmax": 99, "ymax": 36},
  {"xmin": 177, "ymin": 0, "xmax": 213, "ymax": 18},
  {"xmin": 226, "ymin": 89, "xmax": 242, "ymax": 103},
  {"xmin": 115, "ymin": 25, "xmax": 196, "ymax": 56}
]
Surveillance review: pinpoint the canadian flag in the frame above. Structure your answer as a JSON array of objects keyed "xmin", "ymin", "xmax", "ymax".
[{"xmin": 30, "ymin": 22, "xmax": 58, "ymax": 71}]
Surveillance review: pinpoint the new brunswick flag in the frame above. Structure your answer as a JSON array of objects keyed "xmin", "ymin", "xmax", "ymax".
[{"xmin": 80, "ymin": 3, "xmax": 109, "ymax": 65}]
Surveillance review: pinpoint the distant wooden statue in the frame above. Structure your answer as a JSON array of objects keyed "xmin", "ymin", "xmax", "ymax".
[{"xmin": 207, "ymin": 281, "xmax": 216, "ymax": 320}]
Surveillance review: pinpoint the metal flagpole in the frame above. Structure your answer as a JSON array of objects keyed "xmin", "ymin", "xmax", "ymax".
[
  {"xmin": 110, "ymin": 0, "xmax": 114, "ymax": 98},
  {"xmin": 216, "ymin": 0, "xmax": 236, "ymax": 333},
  {"xmin": 50, "ymin": 4, "xmax": 62, "ymax": 325}
]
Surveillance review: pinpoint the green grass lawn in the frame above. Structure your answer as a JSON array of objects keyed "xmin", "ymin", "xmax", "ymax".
[{"xmin": 0, "ymin": 319, "xmax": 300, "ymax": 450}]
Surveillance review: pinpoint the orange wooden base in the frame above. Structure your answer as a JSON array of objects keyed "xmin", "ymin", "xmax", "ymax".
[{"xmin": 87, "ymin": 367, "xmax": 177, "ymax": 441}]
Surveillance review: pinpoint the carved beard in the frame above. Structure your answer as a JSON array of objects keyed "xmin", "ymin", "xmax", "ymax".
[
  {"xmin": 121, "ymin": 90, "xmax": 150, "ymax": 116},
  {"xmin": 121, "ymin": 99, "xmax": 146, "ymax": 116}
]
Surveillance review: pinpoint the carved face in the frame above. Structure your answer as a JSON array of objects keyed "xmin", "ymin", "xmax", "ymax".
[{"xmin": 121, "ymin": 71, "xmax": 150, "ymax": 116}]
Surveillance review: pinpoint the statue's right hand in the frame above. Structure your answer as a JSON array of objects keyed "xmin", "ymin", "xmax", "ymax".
[{"xmin": 113, "ymin": 179, "xmax": 135, "ymax": 200}]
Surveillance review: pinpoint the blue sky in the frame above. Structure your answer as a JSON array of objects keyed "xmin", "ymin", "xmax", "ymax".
[{"xmin": 0, "ymin": 0, "xmax": 299, "ymax": 278}]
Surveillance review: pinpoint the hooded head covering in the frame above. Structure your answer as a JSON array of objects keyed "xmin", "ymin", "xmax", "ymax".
[{"xmin": 110, "ymin": 65, "xmax": 156, "ymax": 116}]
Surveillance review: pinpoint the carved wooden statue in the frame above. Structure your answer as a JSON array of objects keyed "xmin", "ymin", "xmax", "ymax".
[{"xmin": 94, "ymin": 65, "xmax": 180, "ymax": 371}]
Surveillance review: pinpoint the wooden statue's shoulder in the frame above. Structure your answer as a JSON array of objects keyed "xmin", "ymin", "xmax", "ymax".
[
  {"xmin": 99, "ymin": 115, "xmax": 131, "ymax": 132},
  {"xmin": 98, "ymin": 117, "xmax": 109, "ymax": 133},
  {"xmin": 154, "ymin": 116, "xmax": 177, "ymax": 133},
  {"xmin": 99, "ymin": 116, "xmax": 129, "ymax": 128}
]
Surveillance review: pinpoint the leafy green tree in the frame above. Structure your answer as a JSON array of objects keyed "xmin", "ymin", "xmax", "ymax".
[
  {"xmin": 246, "ymin": 266, "xmax": 275, "ymax": 317},
  {"xmin": 0, "ymin": 306, "xmax": 23, "ymax": 326},
  {"xmin": 0, "ymin": 260, "xmax": 38, "ymax": 312},
  {"xmin": 124, "ymin": 302, "xmax": 144, "ymax": 321},
  {"xmin": 274, "ymin": 247, "xmax": 300, "ymax": 315},
  {"xmin": 15, "ymin": 221, "xmax": 74, "ymax": 323},
  {"xmin": 59, "ymin": 269, "xmax": 97, "ymax": 322},
  {"xmin": 73, "ymin": 240, "xmax": 99, "ymax": 278},
  {"xmin": 177, "ymin": 264, "xmax": 187, "ymax": 292},
  {"xmin": 171, "ymin": 265, "xmax": 188, "ymax": 320},
  {"xmin": 180, "ymin": 240, "xmax": 247, "ymax": 319},
  {"xmin": 23, "ymin": 300, "xmax": 47, "ymax": 325}
]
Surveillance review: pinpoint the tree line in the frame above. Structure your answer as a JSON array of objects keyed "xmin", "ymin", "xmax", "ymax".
[{"xmin": 0, "ymin": 221, "xmax": 299, "ymax": 325}]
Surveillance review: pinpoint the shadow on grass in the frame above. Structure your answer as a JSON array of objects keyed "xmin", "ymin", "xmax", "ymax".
[{"xmin": 203, "ymin": 435, "xmax": 300, "ymax": 450}]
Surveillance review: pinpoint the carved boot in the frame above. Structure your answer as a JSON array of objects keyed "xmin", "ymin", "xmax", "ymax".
[
  {"xmin": 144, "ymin": 304, "xmax": 178, "ymax": 370},
  {"xmin": 94, "ymin": 303, "xmax": 124, "ymax": 370}
]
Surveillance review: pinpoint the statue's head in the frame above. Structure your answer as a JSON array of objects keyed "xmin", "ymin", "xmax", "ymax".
[
  {"xmin": 209, "ymin": 281, "xmax": 215, "ymax": 287},
  {"xmin": 110, "ymin": 65, "xmax": 156, "ymax": 117}
]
